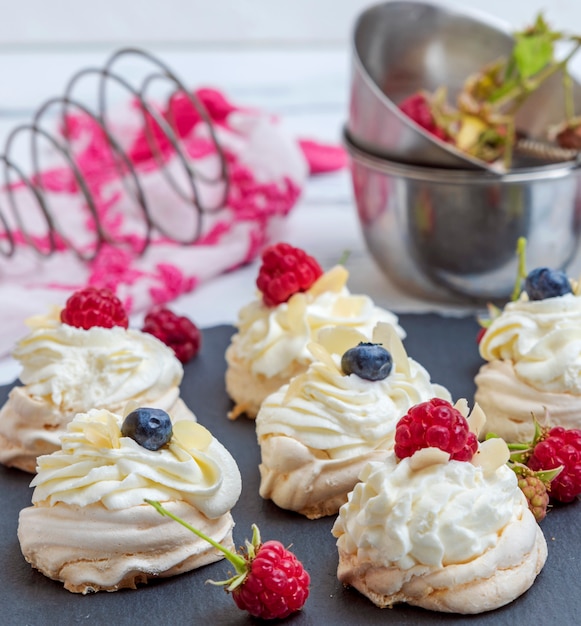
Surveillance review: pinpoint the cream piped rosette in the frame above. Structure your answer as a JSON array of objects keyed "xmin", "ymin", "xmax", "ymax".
[
  {"xmin": 475, "ymin": 291, "xmax": 581, "ymax": 441},
  {"xmin": 225, "ymin": 265, "xmax": 405, "ymax": 419},
  {"xmin": 18, "ymin": 408, "xmax": 242, "ymax": 593},
  {"xmin": 256, "ymin": 322, "xmax": 451, "ymax": 519},
  {"xmin": 332, "ymin": 403, "xmax": 547, "ymax": 614},
  {"xmin": 0, "ymin": 306, "xmax": 195, "ymax": 472}
]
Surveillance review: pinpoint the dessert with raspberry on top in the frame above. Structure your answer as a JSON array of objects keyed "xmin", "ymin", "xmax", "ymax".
[
  {"xmin": 0, "ymin": 287, "xmax": 197, "ymax": 472},
  {"xmin": 225, "ymin": 242, "xmax": 405, "ymax": 419},
  {"xmin": 475, "ymin": 261, "xmax": 581, "ymax": 443},
  {"xmin": 256, "ymin": 322, "xmax": 451, "ymax": 518},
  {"xmin": 332, "ymin": 399, "xmax": 547, "ymax": 613},
  {"xmin": 18, "ymin": 406, "xmax": 242, "ymax": 593}
]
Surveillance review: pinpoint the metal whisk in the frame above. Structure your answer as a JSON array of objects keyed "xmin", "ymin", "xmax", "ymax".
[{"xmin": 0, "ymin": 48, "xmax": 230, "ymax": 260}]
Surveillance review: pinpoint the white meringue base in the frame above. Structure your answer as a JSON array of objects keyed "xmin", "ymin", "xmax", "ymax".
[
  {"xmin": 475, "ymin": 360, "xmax": 581, "ymax": 442},
  {"xmin": 336, "ymin": 507, "xmax": 547, "ymax": 614},
  {"xmin": 18, "ymin": 500, "xmax": 234, "ymax": 593},
  {"xmin": 225, "ymin": 343, "xmax": 305, "ymax": 419},
  {"xmin": 258, "ymin": 434, "xmax": 389, "ymax": 519}
]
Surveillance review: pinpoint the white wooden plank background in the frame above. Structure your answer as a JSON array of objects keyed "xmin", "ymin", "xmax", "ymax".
[{"xmin": 0, "ymin": 0, "xmax": 578, "ymax": 46}]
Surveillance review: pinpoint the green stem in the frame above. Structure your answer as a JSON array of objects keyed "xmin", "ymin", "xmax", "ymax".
[
  {"xmin": 509, "ymin": 460, "xmax": 564, "ymax": 483},
  {"xmin": 536, "ymin": 466, "xmax": 565, "ymax": 482},
  {"xmin": 337, "ymin": 249, "xmax": 351, "ymax": 266},
  {"xmin": 564, "ymin": 66, "xmax": 575, "ymax": 122},
  {"xmin": 145, "ymin": 499, "xmax": 247, "ymax": 572},
  {"xmin": 506, "ymin": 442, "xmax": 532, "ymax": 451},
  {"xmin": 510, "ymin": 237, "xmax": 528, "ymax": 301},
  {"xmin": 503, "ymin": 117, "xmax": 515, "ymax": 170},
  {"xmin": 492, "ymin": 41, "xmax": 581, "ymax": 112}
]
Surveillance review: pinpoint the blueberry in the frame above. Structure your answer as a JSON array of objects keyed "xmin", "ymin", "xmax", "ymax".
[
  {"xmin": 524, "ymin": 267, "xmax": 573, "ymax": 301},
  {"xmin": 341, "ymin": 342, "xmax": 393, "ymax": 381},
  {"xmin": 121, "ymin": 408, "xmax": 173, "ymax": 451}
]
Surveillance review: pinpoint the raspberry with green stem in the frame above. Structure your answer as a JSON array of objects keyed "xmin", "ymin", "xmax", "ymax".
[
  {"xmin": 487, "ymin": 413, "xmax": 581, "ymax": 504},
  {"xmin": 146, "ymin": 499, "xmax": 310, "ymax": 620}
]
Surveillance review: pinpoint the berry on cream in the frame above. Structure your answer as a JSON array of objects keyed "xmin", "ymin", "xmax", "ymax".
[
  {"xmin": 226, "ymin": 262, "xmax": 405, "ymax": 419},
  {"xmin": 0, "ymin": 301, "xmax": 195, "ymax": 472},
  {"xmin": 332, "ymin": 402, "xmax": 547, "ymax": 614}
]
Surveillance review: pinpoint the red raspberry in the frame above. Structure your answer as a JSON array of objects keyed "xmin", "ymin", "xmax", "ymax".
[
  {"xmin": 232, "ymin": 539, "xmax": 310, "ymax": 620},
  {"xmin": 146, "ymin": 501, "xmax": 310, "ymax": 620},
  {"xmin": 399, "ymin": 92, "xmax": 449, "ymax": 142},
  {"xmin": 60, "ymin": 286, "xmax": 128, "ymax": 330},
  {"xmin": 527, "ymin": 426, "xmax": 581, "ymax": 503},
  {"xmin": 256, "ymin": 242, "xmax": 323, "ymax": 307},
  {"xmin": 395, "ymin": 398, "xmax": 478, "ymax": 462},
  {"xmin": 142, "ymin": 306, "xmax": 201, "ymax": 363}
]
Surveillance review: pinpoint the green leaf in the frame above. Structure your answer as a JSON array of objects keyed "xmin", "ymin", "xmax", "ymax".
[
  {"xmin": 487, "ymin": 76, "xmax": 519, "ymax": 103},
  {"xmin": 513, "ymin": 32, "xmax": 554, "ymax": 79}
]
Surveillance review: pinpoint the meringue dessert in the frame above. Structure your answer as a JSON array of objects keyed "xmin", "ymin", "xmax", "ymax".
[
  {"xmin": 0, "ymin": 300, "xmax": 195, "ymax": 473},
  {"xmin": 225, "ymin": 243, "xmax": 405, "ymax": 419},
  {"xmin": 18, "ymin": 407, "xmax": 242, "ymax": 593},
  {"xmin": 332, "ymin": 401, "xmax": 547, "ymax": 614},
  {"xmin": 256, "ymin": 323, "xmax": 450, "ymax": 518},
  {"xmin": 475, "ymin": 267, "xmax": 581, "ymax": 442}
]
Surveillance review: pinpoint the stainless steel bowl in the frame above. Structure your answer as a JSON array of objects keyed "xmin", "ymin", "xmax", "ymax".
[
  {"xmin": 346, "ymin": 130, "xmax": 581, "ymax": 303},
  {"xmin": 349, "ymin": 0, "xmax": 581, "ymax": 170}
]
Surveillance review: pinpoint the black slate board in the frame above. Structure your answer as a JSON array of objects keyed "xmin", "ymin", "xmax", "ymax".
[{"xmin": 1, "ymin": 315, "xmax": 580, "ymax": 626}]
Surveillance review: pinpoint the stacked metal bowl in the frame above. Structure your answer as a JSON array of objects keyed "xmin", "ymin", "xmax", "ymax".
[{"xmin": 347, "ymin": 1, "xmax": 581, "ymax": 303}]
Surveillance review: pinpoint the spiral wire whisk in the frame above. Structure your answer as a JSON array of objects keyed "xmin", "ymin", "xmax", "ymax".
[{"xmin": 0, "ymin": 48, "xmax": 230, "ymax": 260}]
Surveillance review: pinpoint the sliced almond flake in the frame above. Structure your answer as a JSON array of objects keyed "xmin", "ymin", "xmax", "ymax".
[
  {"xmin": 409, "ymin": 447, "xmax": 450, "ymax": 471},
  {"xmin": 371, "ymin": 321, "xmax": 393, "ymax": 346},
  {"xmin": 332, "ymin": 295, "xmax": 366, "ymax": 317},
  {"xmin": 283, "ymin": 374, "xmax": 305, "ymax": 403},
  {"xmin": 173, "ymin": 421, "xmax": 213, "ymax": 451},
  {"xmin": 373, "ymin": 322, "xmax": 410, "ymax": 377},
  {"xmin": 317, "ymin": 326, "xmax": 367, "ymax": 356},
  {"xmin": 472, "ymin": 438, "xmax": 510, "ymax": 473},
  {"xmin": 453, "ymin": 398, "xmax": 469, "ymax": 418},
  {"xmin": 107, "ymin": 413, "xmax": 121, "ymax": 448},
  {"xmin": 168, "ymin": 441, "xmax": 192, "ymax": 462},
  {"xmin": 466, "ymin": 402, "xmax": 487, "ymax": 437},
  {"xmin": 286, "ymin": 292, "xmax": 307, "ymax": 334},
  {"xmin": 84, "ymin": 423, "xmax": 115, "ymax": 449},
  {"xmin": 122, "ymin": 400, "xmax": 141, "ymax": 418},
  {"xmin": 25, "ymin": 306, "xmax": 62, "ymax": 329},
  {"xmin": 307, "ymin": 341, "xmax": 341, "ymax": 373},
  {"xmin": 308, "ymin": 265, "xmax": 349, "ymax": 297}
]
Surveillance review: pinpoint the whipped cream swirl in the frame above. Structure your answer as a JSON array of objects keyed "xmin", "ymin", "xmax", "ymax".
[
  {"xmin": 333, "ymin": 454, "xmax": 521, "ymax": 569},
  {"xmin": 31, "ymin": 409, "xmax": 241, "ymax": 518},
  {"xmin": 479, "ymin": 293, "xmax": 581, "ymax": 394},
  {"xmin": 233, "ymin": 266, "xmax": 405, "ymax": 378},
  {"xmin": 256, "ymin": 355, "xmax": 450, "ymax": 459},
  {"xmin": 14, "ymin": 311, "xmax": 184, "ymax": 412}
]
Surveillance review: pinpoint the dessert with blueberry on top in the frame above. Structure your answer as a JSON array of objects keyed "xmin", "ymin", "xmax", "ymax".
[
  {"xmin": 255, "ymin": 322, "xmax": 450, "ymax": 518},
  {"xmin": 18, "ymin": 406, "xmax": 241, "ymax": 593},
  {"xmin": 475, "ymin": 247, "xmax": 581, "ymax": 442}
]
